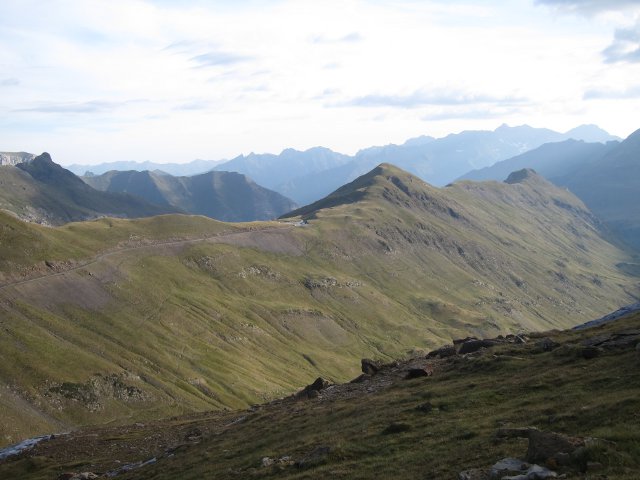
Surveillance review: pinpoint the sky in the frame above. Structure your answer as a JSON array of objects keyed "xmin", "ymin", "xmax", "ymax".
[{"xmin": 1, "ymin": 0, "xmax": 639, "ymax": 165}]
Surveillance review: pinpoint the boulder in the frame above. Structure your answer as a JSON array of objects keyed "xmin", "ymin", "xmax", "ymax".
[
  {"xmin": 526, "ymin": 430, "xmax": 584, "ymax": 464},
  {"xmin": 296, "ymin": 377, "xmax": 331, "ymax": 399},
  {"xmin": 426, "ymin": 344, "xmax": 456, "ymax": 358},
  {"xmin": 459, "ymin": 339, "xmax": 499, "ymax": 354},
  {"xmin": 361, "ymin": 358, "xmax": 383, "ymax": 375},
  {"xmin": 405, "ymin": 367, "xmax": 432, "ymax": 379},
  {"xmin": 415, "ymin": 402, "xmax": 433, "ymax": 413},
  {"xmin": 458, "ymin": 468, "xmax": 490, "ymax": 480},
  {"xmin": 453, "ymin": 336, "xmax": 479, "ymax": 345}
]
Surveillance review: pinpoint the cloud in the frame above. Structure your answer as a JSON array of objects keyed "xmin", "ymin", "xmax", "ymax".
[
  {"xmin": 334, "ymin": 89, "xmax": 527, "ymax": 109},
  {"xmin": 421, "ymin": 107, "xmax": 521, "ymax": 121},
  {"xmin": 310, "ymin": 32, "xmax": 363, "ymax": 44},
  {"xmin": 602, "ymin": 21, "xmax": 640, "ymax": 63},
  {"xmin": 190, "ymin": 50, "xmax": 254, "ymax": 67},
  {"xmin": 584, "ymin": 84, "xmax": 640, "ymax": 99},
  {"xmin": 1, "ymin": 77, "xmax": 19, "ymax": 86},
  {"xmin": 13, "ymin": 100, "xmax": 141, "ymax": 114},
  {"xmin": 535, "ymin": 0, "xmax": 640, "ymax": 15}
]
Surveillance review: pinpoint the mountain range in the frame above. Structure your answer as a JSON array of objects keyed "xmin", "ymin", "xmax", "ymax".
[
  {"xmin": 83, "ymin": 169, "xmax": 297, "ymax": 222},
  {"xmin": 459, "ymin": 128, "xmax": 640, "ymax": 250},
  {"xmin": 0, "ymin": 163, "xmax": 636, "ymax": 447},
  {"xmin": 59, "ymin": 124, "xmax": 620, "ymax": 207},
  {"xmin": 214, "ymin": 124, "xmax": 620, "ymax": 205},
  {"xmin": 0, "ymin": 153, "xmax": 176, "ymax": 224}
]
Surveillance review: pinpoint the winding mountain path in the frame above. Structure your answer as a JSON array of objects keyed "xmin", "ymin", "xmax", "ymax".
[{"xmin": 0, "ymin": 224, "xmax": 294, "ymax": 292}]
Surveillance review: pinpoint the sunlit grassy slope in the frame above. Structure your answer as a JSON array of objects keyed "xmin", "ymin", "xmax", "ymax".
[{"xmin": 0, "ymin": 163, "xmax": 637, "ymax": 446}]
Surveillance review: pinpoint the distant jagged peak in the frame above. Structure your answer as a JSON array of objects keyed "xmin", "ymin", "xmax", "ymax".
[
  {"xmin": 504, "ymin": 168, "xmax": 541, "ymax": 185},
  {"xmin": 0, "ymin": 151, "xmax": 35, "ymax": 166},
  {"xmin": 564, "ymin": 124, "xmax": 621, "ymax": 143},
  {"xmin": 33, "ymin": 152, "xmax": 54, "ymax": 164}
]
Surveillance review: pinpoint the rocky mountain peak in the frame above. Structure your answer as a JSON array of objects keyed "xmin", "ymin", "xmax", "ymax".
[
  {"xmin": 0, "ymin": 151, "xmax": 35, "ymax": 166},
  {"xmin": 504, "ymin": 168, "xmax": 540, "ymax": 184}
]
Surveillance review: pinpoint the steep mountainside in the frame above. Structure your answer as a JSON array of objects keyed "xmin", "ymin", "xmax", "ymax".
[
  {"xmin": 458, "ymin": 139, "xmax": 618, "ymax": 183},
  {"xmin": 83, "ymin": 169, "xmax": 297, "ymax": 222},
  {"xmin": 0, "ymin": 164, "xmax": 636, "ymax": 447},
  {"xmin": 2, "ymin": 310, "xmax": 638, "ymax": 479},
  {"xmin": 459, "ymin": 129, "xmax": 640, "ymax": 250},
  {"xmin": 0, "ymin": 153, "xmax": 176, "ymax": 224},
  {"xmin": 561, "ymin": 129, "xmax": 640, "ymax": 250}
]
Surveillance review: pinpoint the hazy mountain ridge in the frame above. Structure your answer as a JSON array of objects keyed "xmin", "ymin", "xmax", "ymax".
[
  {"xmin": 83, "ymin": 169, "xmax": 298, "ymax": 222},
  {"xmin": 0, "ymin": 163, "xmax": 636, "ymax": 446},
  {"xmin": 0, "ymin": 153, "xmax": 177, "ymax": 225},
  {"xmin": 67, "ymin": 158, "xmax": 227, "ymax": 177},
  {"xmin": 221, "ymin": 124, "xmax": 619, "ymax": 205},
  {"xmin": 458, "ymin": 128, "xmax": 640, "ymax": 249},
  {"xmin": 56, "ymin": 124, "xmax": 619, "ymax": 207}
]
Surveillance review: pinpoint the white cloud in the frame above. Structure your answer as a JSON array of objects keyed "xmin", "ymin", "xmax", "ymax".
[{"xmin": 0, "ymin": 0, "xmax": 638, "ymax": 164}]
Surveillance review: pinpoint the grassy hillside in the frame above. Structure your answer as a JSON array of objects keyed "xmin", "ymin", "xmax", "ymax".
[
  {"xmin": 2, "ymin": 310, "xmax": 639, "ymax": 479},
  {"xmin": 83, "ymin": 169, "xmax": 298, "ymax": 222},
  {"xmin": 0, "ymin": 164, "xmax": 637, "ymax": 447},
  {"xmin": 0, "ymin": 153, "xmax": 176, "ymax": 225}
]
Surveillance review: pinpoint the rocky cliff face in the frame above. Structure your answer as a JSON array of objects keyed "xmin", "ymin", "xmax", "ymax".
[{"xmin": 0, "ymin": 152, "xmax": 35, "ymax": 166}]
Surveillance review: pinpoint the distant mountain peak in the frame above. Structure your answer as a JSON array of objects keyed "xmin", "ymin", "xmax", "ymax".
[
  {"xmin": 504, "ymin": 168, "xmax": 540, "ymax": 184},
  {"xmin": 564, "ymin": 124, "xmax": 621, "ymax": 143}
]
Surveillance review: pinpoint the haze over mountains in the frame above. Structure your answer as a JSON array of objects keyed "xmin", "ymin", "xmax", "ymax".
[
  {"xmin": 459, "ymin": 128, "xmax": 640, "ymax": 250},
  {"xmin": 0, "ymin": 163, "xmax": 637, "ymax": 446},
  {"xmin": 0, "ymin": 153, "xmax": 177, "ymax": 224},
  {"xmin": 63, "ymin": 124, "xmax": 620, "ymax": 207},
  {"xmin": 83, "ymin": 169, "xmax": 297, "ymax": 222}
]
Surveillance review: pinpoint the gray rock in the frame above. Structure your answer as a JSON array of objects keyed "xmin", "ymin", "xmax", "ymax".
[
  {"xmin": 526, "ymin": 429, "xmax": 584, "ymax": 464},
  {"xmin": 458, "ymin": 468, "xmax": 490, "ymax": 480},
  {"xmin": 490, "ymin": 457, "xmax": 530, "ymax": 478},
  {"xmin": 361, "ymin": 358, "xmax": 383, "ymax": 375},
  {"xmin": 502, "ymin": 464, "xmax": 557, "ymax": 479},
  {"xmin": 405, "ymin": 367, "xmax": 432, "ymax": 379},
  {"xmin": 426, "ymin": 344, "xmax": 456, "ymax": 358},
  {"xmin": 459, "ymin": 339, "xmax": 499, "ymax": 354}
]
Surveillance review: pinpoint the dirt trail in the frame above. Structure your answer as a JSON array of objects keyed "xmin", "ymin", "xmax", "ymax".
[{"xmin": 0, "ymin": 225, "xmax": 294, "ymax": 292}]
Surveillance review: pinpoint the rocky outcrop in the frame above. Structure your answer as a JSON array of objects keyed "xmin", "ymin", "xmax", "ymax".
[
  {"xmin": 295, "ymin": 377, "xmax": 332, "ymax": 400},
  {"xmin": 574, "ymin": 302, "xmax": 640, "ymax": 329},
  {"xmin": 0, "ymin": 152, "xmax": 34, "ymax": 166}
]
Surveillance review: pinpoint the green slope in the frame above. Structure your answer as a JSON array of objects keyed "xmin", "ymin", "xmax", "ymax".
[
  {"xmin": 0, "ymin": 163, "xmax": 637, "ymax": 446},
  {"xmin": 83, "ymin": 169, "xmax": 298, "ymax": 222},
  {"xmin": 2, "ymin": 310, "xmax": 639, "ymax": 479}
]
